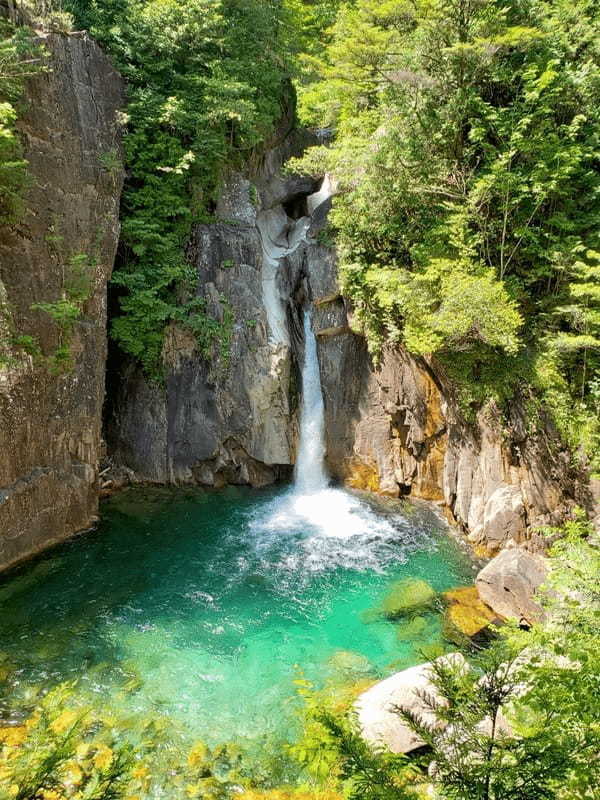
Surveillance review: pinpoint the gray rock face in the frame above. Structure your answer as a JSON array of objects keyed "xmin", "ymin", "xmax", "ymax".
[
  {"xmin": 308, "ymin": 255, "xmax": 582, "ymax": 549},
  {"xmin": 476, "ymin": 548, "xmax": 548, "ymax": 623},
  {"xmin": 107, "ymin": 137, "xmax": 328, "ymax": 488},
  {"xmin": 0, "ymin": 33, "xmax": 123, "ymax": 570}
]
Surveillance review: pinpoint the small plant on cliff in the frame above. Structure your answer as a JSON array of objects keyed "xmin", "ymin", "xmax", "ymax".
[
  {"xmin": 0, "ymin": 21, "xmax": 44, "ymax": 222},
  {"xmin": 30, "ymin": 251, "xmax": 95, "ymax": 373}
]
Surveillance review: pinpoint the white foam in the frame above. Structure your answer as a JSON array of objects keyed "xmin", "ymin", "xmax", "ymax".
[
  {"xmin": 248, "ymin": 309, "xmax": 408, "ymax": 573},
  {"xmin": 307, "ymin": 173, "xmax": 337, "ymax": 216}
]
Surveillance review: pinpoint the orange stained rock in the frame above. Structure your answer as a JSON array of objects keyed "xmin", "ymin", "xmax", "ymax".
[{"xmin": 443, "ymin": 586, "xmax": 497, "ymax": 637}]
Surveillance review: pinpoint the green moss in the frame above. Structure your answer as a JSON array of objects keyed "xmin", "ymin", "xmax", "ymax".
[{"xmin": 381, "ymin": 578, "xmax": 436, "ymax": 619}]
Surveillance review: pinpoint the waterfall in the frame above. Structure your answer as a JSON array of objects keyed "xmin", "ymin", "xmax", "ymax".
[
  {"xmin": 295, "ymin": 310, "xmax": 329, "ymax": 493},
  {"xmin": 252, "ymin": 308, "xmax": 397, "ymax": 547}
]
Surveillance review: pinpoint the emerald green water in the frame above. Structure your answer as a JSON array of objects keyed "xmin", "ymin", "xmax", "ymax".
[{"xmin": 0, "ymin": 484, "xmax": 474, "ymax": 754}]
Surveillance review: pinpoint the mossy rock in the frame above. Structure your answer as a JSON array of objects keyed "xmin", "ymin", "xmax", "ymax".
[
  {"xmin": 396, "ymin": 615, "xmax": 429, "ymax": 642},
  {"xmin": 381, "ymin": 578, "xmax": 436, "ymax": 619},
  {"xmin": 418, "ymin": 642, "xmax": 448, "ymax": 661},
  {"xmin": 327, "ymin": 650, "xmax": 374, "ymax": 681},
  {"xmin": 359, "ymin": 607, "xmax": 381, "ymax": 624}
]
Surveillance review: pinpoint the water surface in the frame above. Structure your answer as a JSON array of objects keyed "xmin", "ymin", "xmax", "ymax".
[
  {"xmin": 0, "ymin": 484, "xmax": 474, "ymax": 751},
  {"xmin": 0, "ymin": 311, "xmax": 475, "ymax": 767}
]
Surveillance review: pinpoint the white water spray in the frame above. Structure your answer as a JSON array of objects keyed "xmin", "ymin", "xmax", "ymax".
[
  {"xmin": 250, "ymin": 305, "xmax": 402, "ymax": 564},
  {"xmin": 294, "ymin": 310, "xmax": 329, "ymax": 493}
]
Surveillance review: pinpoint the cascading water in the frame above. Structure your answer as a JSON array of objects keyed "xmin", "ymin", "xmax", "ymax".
[
  {"xmin": 252, "ymin": 305, "xmax": 405, "ymax": 551},
  {"xmin": 294, "ymin": 310, "xmax": 329, "ymax": 493}
]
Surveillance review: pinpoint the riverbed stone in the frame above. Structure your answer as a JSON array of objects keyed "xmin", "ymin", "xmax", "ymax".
[
  {"xmin": 475, "ymin": 548, "xmax": 548, "ymax": 624},
  {"xmin": 442, "ymin": 586, "xmax": 498, "ymax": 643},
  {"xmin": 396, "ymin": 615, "xmax": 429, "ymax": 642},
  {"xmin": 381, "ymin": 578, "xmax": 436, "ymax": 619},
  {"xmin": 327, "ymin": 650, "xmax": 374, "ymax": 680},
  {"xmin": 355, "ymin": 653, "xmax": 467, "ymax": 754}
]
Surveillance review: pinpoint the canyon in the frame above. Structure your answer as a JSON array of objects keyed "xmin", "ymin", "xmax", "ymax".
[{"xmin": 0, "ymin": 30, "xmax": 593, "ymax": 573}]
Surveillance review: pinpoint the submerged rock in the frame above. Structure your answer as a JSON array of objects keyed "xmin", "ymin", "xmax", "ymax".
[
  {"xmin": 327, "ymin": 650, "xmax": 374, "ymax": 681},
  {"xmin": 395, "ymin": 615, "xmax": 429, "ymax": 642},
  {"xmin": 355, "ymin": 653, "xmax": 467, "ymax": 754},
  {"xmin": 381, "ymin": 578, "xmax": 436, "ymax": 619},
  {"xmin": 475, "ymin": 548, "xmax": 548, "ymax": 624}
]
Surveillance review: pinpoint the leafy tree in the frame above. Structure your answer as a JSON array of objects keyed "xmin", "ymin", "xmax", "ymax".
[
  {"xmin": 66, "ymin": 0, "xmax": 293, "ymax": 377},
  {"xmin": 0, "ymin": 21, "xmax": 44, "ymax": 222},
  {"xmin": 505, "ymin": 511, "xmax": 600, "ymax": 800},
  {"xmin": 398, "ymin": 645, "xmax": 580, "ymax": 800},
  {"xmin": 292, "ymin": 0, "xmax": 600, "ymax": 467},
  {"xmin": 296, "ymin": 512, "xmax": 600, "ymax": 800},
  {"xmin": 315, "ymin": 713, "xmax": 417, "ymax": 800}
]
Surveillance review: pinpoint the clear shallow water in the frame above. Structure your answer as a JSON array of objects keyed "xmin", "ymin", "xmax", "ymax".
[{"xmin": 0, "ymin": 484, "xmax": 474, "ymax": 752}]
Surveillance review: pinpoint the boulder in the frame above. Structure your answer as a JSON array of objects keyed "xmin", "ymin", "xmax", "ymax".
[
  {"xmin": 479, "ymin": 485, "xmax": 527, "ymax": 550},
  {"xmin": 381, "ymin": 578, "xmax": 436, "ymax": 619},
  {"xmin": 355, "ymin": 653, "xmax": 467, "ymax": 754},
  {"xmin": 475, "ymin": 548, "xmax": 548, "ymax": 624}
]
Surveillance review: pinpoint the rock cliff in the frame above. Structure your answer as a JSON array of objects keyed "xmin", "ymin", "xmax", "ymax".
[
  {"xmin": 0, "ymin": 32, "xmax": 587, "ymax": 570},
  {"xmin": 106, "ymin": 134, "xmax": 324, "ymax": 489},
  {"xmin": 310, "ymin": 259, "xmax": 585, "ymax": 551},
  {"xmin": 107, "ymin": 139, "xmax": 583, "ymax": 551},
  {"xmin": 0, "ymin": 32, "xmax": 123, "ymax": 570},
  {"xmin": 109, "ymin": 146, "xmax": 579, "ymax": 552}
]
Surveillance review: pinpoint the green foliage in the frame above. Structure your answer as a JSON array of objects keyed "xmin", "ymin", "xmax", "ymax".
[
  {"xmin": 30, "ymin": 252, "xmax": 96, "ymax": 374},
  {"xmin": 98, "ymin": 149, "xmax": 122, "ymax": 173},
  {"xmin": 11, "ymin": 334, "xmax": 41, "ymax": 357},
  {"xmin": 66, "ymin": 0, "xmax": 293, "ymax": 378},
  {"xmin": 316, "ymin": 713, "xmax": 416, "ymax": 800},
  {"xmin": 503, "ymin": 511, "xmax": 600, "ymax": 799},
  {"xmin": 0, "ymin": 685, "xmax": 133, "ymax": 800},
  {"xmin": 0, "ymin": 21, "xmax": 44, "ymax": 222},
  {"xmin": 292, "ymin": 0, "xmax": 600, "ymax": 468},
  {"xmin": 399, "ymin": 644, "xmax": 582, "ymax": 800},
  {"xmin": 283, "ymin": 0, "xmax": 346, "ymax": 65}
]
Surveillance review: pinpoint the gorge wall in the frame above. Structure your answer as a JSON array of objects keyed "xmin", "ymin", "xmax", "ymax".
[
  {"xmin": 106, "ymin": 131, "xmax": 322, "ymax": 489},
  {"xmin": 107, "ymin": 150, "xmax": 583, "ymax": 553},
  {"xmin": 0, "ymin": 31, "xmax": 586, "ymax": 572},
  {"xmin": 313, "ymin": 293, "xmax": 584, "ymax": 552},
  {"xmin": 0, "ymin": 32, "xmax": 123, "ymax": 570}
]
